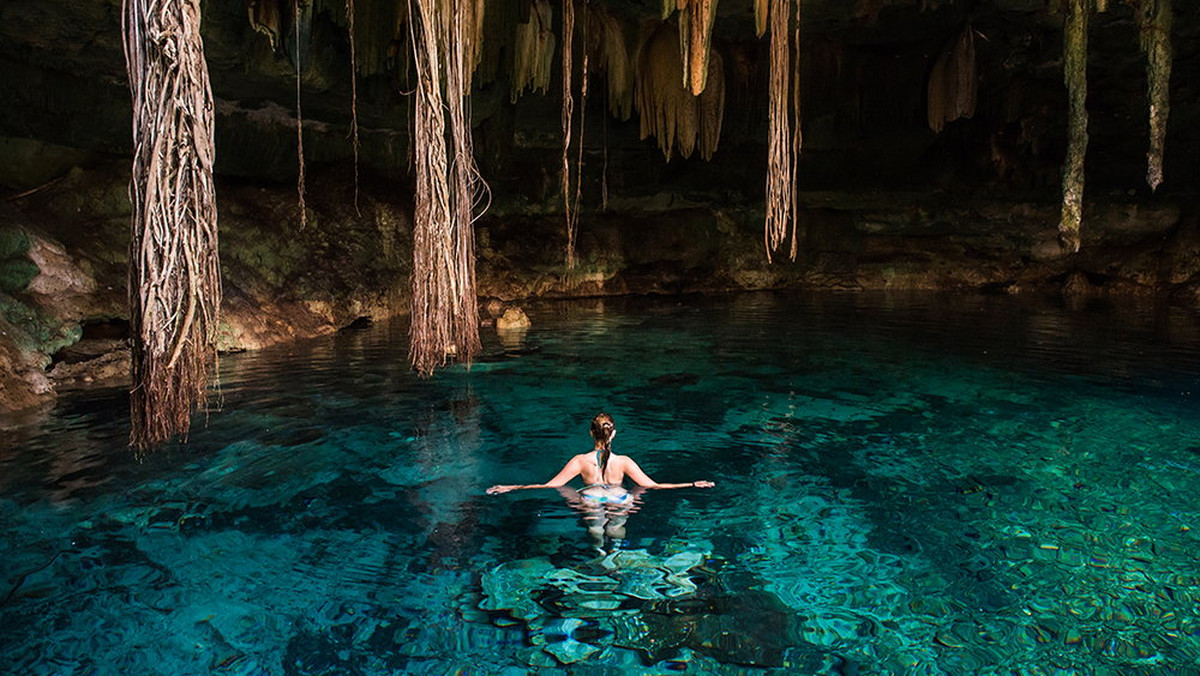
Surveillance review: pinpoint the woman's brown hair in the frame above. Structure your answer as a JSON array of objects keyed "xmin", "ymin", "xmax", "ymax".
[{"xmin": 590, "ymin": 413, "xmax": 616, "ymax": 479}]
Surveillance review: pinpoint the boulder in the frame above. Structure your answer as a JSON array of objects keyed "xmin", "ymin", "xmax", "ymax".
[{"xmin": 496, "ymin": 306, "xmax": 531, "ymax": 330}]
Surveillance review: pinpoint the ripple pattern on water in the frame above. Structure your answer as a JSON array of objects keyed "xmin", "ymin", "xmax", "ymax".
[{"xmin": 2, "ymin": 292, "xmax": 1200, "ymax": 673}]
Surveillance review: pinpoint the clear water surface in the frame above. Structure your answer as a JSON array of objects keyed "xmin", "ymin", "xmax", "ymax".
[{"xmin": 2, "ymin": 292, "xmax": 1199, "ymax": 674}]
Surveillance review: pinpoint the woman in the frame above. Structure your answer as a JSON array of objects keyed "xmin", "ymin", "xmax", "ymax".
[{"xmin": 486, "ymin": 413, "xmax": 716, "ymax": 496}]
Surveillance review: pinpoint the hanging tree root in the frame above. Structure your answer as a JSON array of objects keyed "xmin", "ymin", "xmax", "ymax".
[
  {"xmin": 1059, "ymin": 0, "xmax": 1089, "ymax": 253},
  {"xmin": 407, "ymin": 0, "xmax": 487, "ymax": 376},
  {"xmin": 347, "ymin": 0, "xmax": 361, "ymax": 215},
  {"xmin": 1139, "ymin": 0, "xmax": 1172, "ymax": 192},
  {"xmin": 677, "ymin": 0, "xmax": 719, "ymax": 96},
  {"xmin": 123, "ymin": 0, "xmax": 222, "ymax": 449},
  {"xmin": 764, "ymin": 0, "xmax": 801, "ymax": 261},
  {"xmin": 561, "ymin": 0, "xmax": 578, "ymax": 269},
  {"xmin": 294, "ymin": 0, "xmax": 308, "ymax": 229}
]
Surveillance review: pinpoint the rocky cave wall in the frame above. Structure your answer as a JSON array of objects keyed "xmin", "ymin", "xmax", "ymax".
[{"xmin": 1, "ymin": 0, "xmax": 1199, "ymax": 414}]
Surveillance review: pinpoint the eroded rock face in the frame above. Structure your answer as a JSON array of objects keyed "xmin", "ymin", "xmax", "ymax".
[
  {"xmin": 8, "ymin": 148, "xmax": 1200, "ymax": 409},
  {"xmin": 0, "ymin": 315, "xmax": 54, "ymax": 413},
  {"xmin": 0, "ymin": 155, "xmax": 1198, "ymax": 415},
  {"xmin": 0, "ymin": 164, "xmax": 415, "ymax": 413},
  {"xmin": 25, "ymin": 233, "xmax": 98, "ymax": 316}
]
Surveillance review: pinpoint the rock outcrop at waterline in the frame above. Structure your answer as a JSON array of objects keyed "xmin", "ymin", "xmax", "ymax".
[
  {"xmin": 1, "ymin": 161, "xmax": 1196, "ymax": 414},
  {"xmin": 0, "ymin": 164, "xmax": 412, "ymax": 414}
]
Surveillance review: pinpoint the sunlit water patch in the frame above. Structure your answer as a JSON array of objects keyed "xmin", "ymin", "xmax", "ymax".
[{"xmin": 2, "ymin": 292, "xmax": 1199, "ymax": 674}]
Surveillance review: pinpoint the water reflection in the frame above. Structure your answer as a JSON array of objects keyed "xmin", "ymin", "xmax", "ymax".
[
  {"xmin": 2, "ymin": 291, "xmax": 1200, "ymax": 673},
  {"xmin": 556, "ymin": 485, "xmax": 645, "ymax": 554}
]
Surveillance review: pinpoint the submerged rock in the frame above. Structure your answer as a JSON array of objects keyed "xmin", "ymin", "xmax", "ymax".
[{"xmin": 496, "ymin": 307, "xmax": 531, "ymax": 330}]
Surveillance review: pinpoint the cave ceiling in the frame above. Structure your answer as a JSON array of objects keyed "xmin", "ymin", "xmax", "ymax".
[{"xmin": 0, "ymin": 0, "xmax": 1196, "ymax": 192}]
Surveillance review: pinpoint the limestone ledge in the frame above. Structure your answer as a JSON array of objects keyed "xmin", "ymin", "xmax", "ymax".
[{"xmin": 0, "ymin": 166, "xmax": 1197, "ymax": 415}]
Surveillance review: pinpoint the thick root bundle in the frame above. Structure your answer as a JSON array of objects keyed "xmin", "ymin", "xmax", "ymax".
[
  {"xmin": 677, "ymin": 0, "xmax": 719, "ymax": 95},
  {"xmin": 123, "ymin": 0, "xmax": 222, "ymax": 449},
  {"xmin": 463, "ymin": 0, "xmax": 487, "ymax": 87},
  {"xmin": 409, "ymin": 0, "xmax": 486, "ymax": 375},
  {"xmin": 1059, "ymin": 0, "xmax": 1089, "ymax": 253},
  {"xmin": 764, "ymin": 0, "xmax": 801, "ymax": 262},
  {"xmin": 1138, "ymin": 0, "xmax": 1172, "ymax": 191},
  {"xmin": 561, "ymin": 0, "xmax": 581, "ymax": 268}
]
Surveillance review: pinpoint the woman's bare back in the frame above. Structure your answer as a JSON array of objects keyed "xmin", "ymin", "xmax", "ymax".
[{"xmin": 570, "ymin": 452, "xmax": 659, "ymax": 487}]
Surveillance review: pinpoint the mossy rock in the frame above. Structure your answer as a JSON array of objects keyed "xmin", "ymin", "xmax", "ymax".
[
  {"xmin": 0, "ymin": 137, "xmax": 94, "ymax": 190},
  {"xmin": 0, "ymin": 257, "xmax": 39, "ymax": 294},
  {"xmin": 0, "ymin": 294, "xmax": 80, "ymax": 355},
  {"xmin": 0, "ymin": 225, "xmax": 31, "ymax": 259},
  {"xmin": 0, "ymin": 225, "xmax": 38, "ymax": 293}
]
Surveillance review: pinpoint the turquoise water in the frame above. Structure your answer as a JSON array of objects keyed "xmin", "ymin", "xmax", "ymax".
[{"xmin": 2, "ymin": 292, "xmax": 1199, "ymax": 674}]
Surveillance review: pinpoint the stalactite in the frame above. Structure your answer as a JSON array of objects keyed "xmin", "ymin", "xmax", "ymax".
[
  {"xmin": 467, "ymin": 0, "xmax": 487, "ymax": 81},
  {"xmin": 475, "ymin": 0, "xmax": 516, "ymax": 85},
  {"xmin": 697, "ymin": 49, "xmax": 724, "ymax": 161},
  {"xmin": 635, "ymin": 22, "xmax": 695, "ymax": 160},
  {"xmin": 725, "ymin": 42, "xmax": 764, "ymax": 139},
  {"xmin": 1059, "ymin": 0, "xmax": 1088, "ymax": 253},
  {"xmin": 633, "ymin": 21, "xmax": 726, "ymax": 161},
  {"xmin": 122, "ymin": 0, "xmax": 221, "ymax": 449},
  {"xmin": 511, "ymin": 0, "xmax": 555, "ymax": 102},
  {"xmin": 754, "ymin": 0, "xmax": 768, "ymax": 37},
  {"xmin": 586, "ymin": 4, "xmax": 632, "ymax": 121},
  {"xmin": 1138, "ymin": 0, "xmax": 1172, "ymax": 192},
  {"xmin": 601, "ymin": 109, "xmax": 610, "ymax": 210},
  {"xmin": 677, "ymin": 0, "xmax": 719, "ymax": 95},
  {"xmin": 328, "ymin": 0, "xmax": 406, "ymax": 76},
  {"xmin": 247, "ymin": 0, "xmax": 283, "ymax": 51},
  {"xmin": 926, "ymin": 22, "xmax": 977, "ymax": 133},
  {"xmin": 764, "ymin": 0, "xmax": 800, "ymax": 262},
  {"xmin": 408, "ymin": 0, "xmax": 486, "ymax": 375},
  {"xmin": 294, "ymin": 0, "xmax": 307, "ymax": 229}
]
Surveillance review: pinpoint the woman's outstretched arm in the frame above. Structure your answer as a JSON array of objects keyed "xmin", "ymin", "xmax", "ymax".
[
  {"xmin": 621, "ymin": 457, "xmax": 714, "ymax": 489},
  {"xmin": 487, "ymin": 456, "xmax": 584, "ymax": 494}
]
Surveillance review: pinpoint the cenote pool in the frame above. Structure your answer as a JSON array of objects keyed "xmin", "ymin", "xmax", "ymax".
[{"xmin": 2, "ymin": 292, "xmax": 1199, "ymax": 674}]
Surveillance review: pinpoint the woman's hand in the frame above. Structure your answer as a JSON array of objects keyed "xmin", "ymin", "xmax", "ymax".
[
  {"xmin": 487, "ymin": 485, "xmax": 517, "ymax": 495},
  {"xmin": 693, "ymin": 480, "xmax": 715, "ymax": 488}
]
